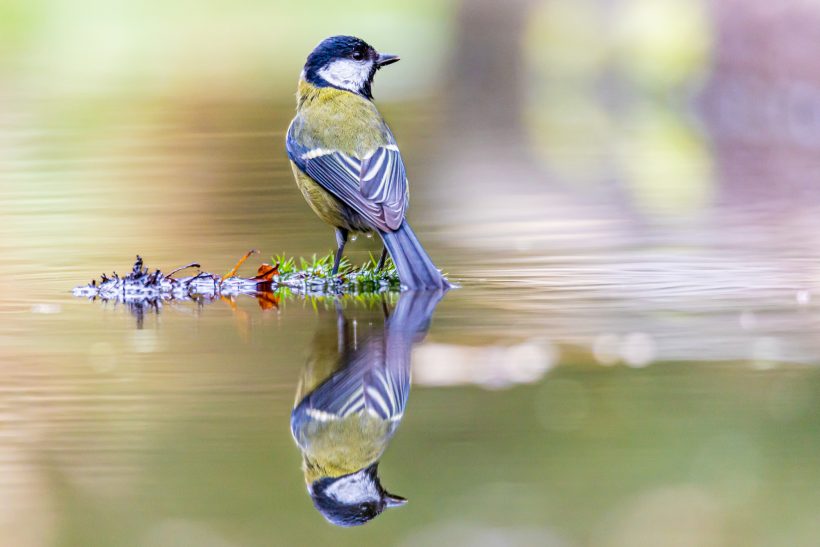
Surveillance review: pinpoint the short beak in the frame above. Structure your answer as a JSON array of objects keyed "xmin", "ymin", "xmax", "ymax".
[
  {"xmin": 384, "ymin": 493, "xmax": 408, "ymax": 508},
  {"xmin": 376, "ymin": 53, "xmax": 400, "ymax": 68}
]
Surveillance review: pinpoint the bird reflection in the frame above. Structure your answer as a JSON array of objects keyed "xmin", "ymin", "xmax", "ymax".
[{"xmin": 290, "ymin": 290, "xmax": 445, "ymax": 526}]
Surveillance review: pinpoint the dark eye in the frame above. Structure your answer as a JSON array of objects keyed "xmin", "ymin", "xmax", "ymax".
[{"xmin": 352, "ymin": 50, "xmax": 364, "ymax": 61}]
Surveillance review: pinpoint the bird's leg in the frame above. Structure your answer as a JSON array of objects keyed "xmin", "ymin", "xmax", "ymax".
[
  {"xmin": 332, "ymin": 228, "xmax": 348, "ymax": 276},
  {"xmin": 376, "ymin": 246, "xmax": 388, "ymax": 271}
]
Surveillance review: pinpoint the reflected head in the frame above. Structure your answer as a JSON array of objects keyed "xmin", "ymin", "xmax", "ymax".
[{"xmin": 308, "ymin": 462, "xmax": 407, "ymax": 527}]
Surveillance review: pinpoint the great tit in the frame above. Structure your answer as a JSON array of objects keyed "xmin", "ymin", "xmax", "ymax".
[
  {"xmin": 290, "ymin": 290, "xmax": 444, "ymax": 526},
  {"xmin": 286, "ymin": 35, "xmax": 450, "ymax": 290}
]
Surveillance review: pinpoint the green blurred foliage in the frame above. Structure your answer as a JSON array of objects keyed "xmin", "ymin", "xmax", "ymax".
[
  {"xmin": 1, "ymin": 0, "xmax": 722, "ymax": 218},
  {"xmin": 0, "ymin": 0, "xmax": 456, "ymax": 101},
  {"xmin": 523, "ymin": 0, "xmax": 713, "ymax": 215}
]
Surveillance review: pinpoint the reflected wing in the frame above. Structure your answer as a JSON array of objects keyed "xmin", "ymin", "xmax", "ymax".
[
  {"xmin": 292, "ymin": 341, "xmax": 409, "ymax": 424},
  {"xmin": 287, "ymin": 129, "xmax": 408, "ymax": 231}
]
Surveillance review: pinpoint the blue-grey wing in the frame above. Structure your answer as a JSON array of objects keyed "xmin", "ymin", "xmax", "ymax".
[
  {"xmin": 291, "ymin": 341, "xmax": 410, "ymax": 428},
  {"xmin": 286, "ymin": 125, "xmax": 408, "ymax": 232},
  {"xmin": 362, "ymin": 349, "xmax": 410, "ymax": 420},
  {"xmin": 358, "ymin": 146, "xmax": 407, "ymax": 230}
]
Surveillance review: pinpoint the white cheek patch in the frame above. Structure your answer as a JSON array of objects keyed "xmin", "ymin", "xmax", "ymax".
[
  {"xmin": 325, "ymin": 470, "xmax": 380, "ymax": 504},
  {"xmin": 318, "ymin": 59, "xmax": 372, "ymax": 93}
]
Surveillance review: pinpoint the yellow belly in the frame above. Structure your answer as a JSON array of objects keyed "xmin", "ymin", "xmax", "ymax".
[{"xmin": 291, "ymin": 162, "xmax": 371, "ymax": 233}]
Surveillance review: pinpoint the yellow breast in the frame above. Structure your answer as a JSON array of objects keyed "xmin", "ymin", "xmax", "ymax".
[
  {"xmin": 293, "ymin": 79, "xmax": 391, "ymax": 156},
  {"xmin": 301, "ymin": 413, "xmax": 393, "ymax": 484}
]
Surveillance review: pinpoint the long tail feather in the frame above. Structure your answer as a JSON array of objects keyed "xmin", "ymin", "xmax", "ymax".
[{"xmin": 379, "ymin": 222, "xmax": 450, "ymax": 290}]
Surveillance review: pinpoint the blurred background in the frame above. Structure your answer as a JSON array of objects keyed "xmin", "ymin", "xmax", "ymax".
[{"xmin": 2, "ymin": 0, "xmax": 820, "ymax": 546}]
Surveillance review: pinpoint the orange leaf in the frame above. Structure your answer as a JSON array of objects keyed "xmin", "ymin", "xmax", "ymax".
[{"xmin": 251, "ymin": 263, "xmax": 279, "ymax": 282}]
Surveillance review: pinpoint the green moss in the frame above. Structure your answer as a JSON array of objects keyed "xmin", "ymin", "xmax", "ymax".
[{"xmin": 272, "ymin": 252, "xmax": 401, "ymax": 296}]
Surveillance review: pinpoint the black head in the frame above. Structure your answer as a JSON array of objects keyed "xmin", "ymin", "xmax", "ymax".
[
  {"xmin": 302, "ymin": 35, "xmax": 400, "ymax": 99},
  {"xmin": 308, "ymin": 462, "xmax": 407, "ymax": 527}
]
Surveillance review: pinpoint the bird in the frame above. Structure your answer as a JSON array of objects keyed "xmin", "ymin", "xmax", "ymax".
[
  {"xmin": 290, "ymin": 290, "xmax": 445, "ymax": 526},
  {"xmin": 286, "ymin": 35, "xmax": 450, "ymax": 290}
]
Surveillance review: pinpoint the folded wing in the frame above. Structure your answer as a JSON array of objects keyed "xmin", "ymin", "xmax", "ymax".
[{"xmin": 287, "ymin": 129, "xmax": 408, "ymax": 232}]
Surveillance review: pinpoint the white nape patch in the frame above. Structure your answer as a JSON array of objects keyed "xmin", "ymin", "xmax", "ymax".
[
  {"xmin": 318, "ymin": 59, "xmax": 373, "ymax": 93},
  {"xmin": 325, "ymin": 469, "xmax": 380, "ymax": 504}
]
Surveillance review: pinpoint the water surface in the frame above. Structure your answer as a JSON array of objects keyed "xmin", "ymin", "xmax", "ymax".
[{"xmin": 2, "ymin": 101, "xmax": 820, "ymax": 547}]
